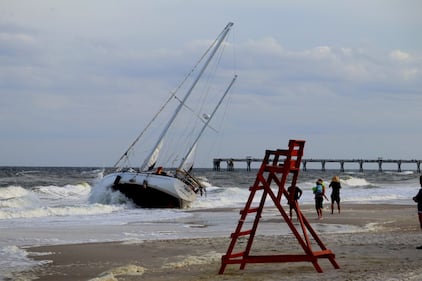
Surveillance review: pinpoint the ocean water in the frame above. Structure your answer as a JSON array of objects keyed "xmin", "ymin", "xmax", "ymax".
[{"xmin": 0, "ymin": 166, "xmax": 420, "ymax": 279}]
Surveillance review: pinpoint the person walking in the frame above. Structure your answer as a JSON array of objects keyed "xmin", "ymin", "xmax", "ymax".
[
  {"xmin": 329, "ymin": 176, "xmax": 342, "ymax": 214},
  {"xmin": 413, "ymin": 175, "xmax": 422, "ymax": 249},
  {"xmin": 287, "ymin": 185, "xmax": 303, "ymax": 219},
  {"xmin": 313, "ymin": 179, "xmax": 327, "ymax": 220}
]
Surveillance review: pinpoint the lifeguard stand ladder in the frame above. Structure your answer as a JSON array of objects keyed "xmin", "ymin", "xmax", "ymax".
[{"xmin": 219, "ymin": 139, "xmax": 339, "ymax": 274}]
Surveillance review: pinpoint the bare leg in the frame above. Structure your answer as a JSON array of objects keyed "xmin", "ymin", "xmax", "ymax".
[
  {"xmin": 290, "ymin": 205, "xmax": 293, "ymax": 219},
  {"xmin": 317, "ymin": 208, "xmax": 323, "ymax": 219}
]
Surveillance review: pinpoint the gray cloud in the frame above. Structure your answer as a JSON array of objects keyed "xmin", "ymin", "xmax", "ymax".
[{"xmin": 0, "ymin": 1, "xmax": 421, "ymax": 166}]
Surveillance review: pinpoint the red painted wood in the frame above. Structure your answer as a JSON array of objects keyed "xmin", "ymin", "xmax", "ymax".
[{"xmin": 219, "ymin": 140, "xmax": 340, "ymax": 275}]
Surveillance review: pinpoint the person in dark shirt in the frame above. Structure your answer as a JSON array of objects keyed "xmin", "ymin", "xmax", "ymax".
[
  {"xmin": 413, "ymin": 175, "xmax": 422, "ymax": 249},
  {"xmin": 329, "ymin": 176, "xmax": 342, "ymax": 214},
  {"xmin": 287, "ymin": 185, "xmax": 303, "ymax": 219}
]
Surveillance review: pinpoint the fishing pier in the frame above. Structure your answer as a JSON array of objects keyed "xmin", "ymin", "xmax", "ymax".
[{"xmin": 213, "ymin": 157, "xmax": 422, "ymax": 173}]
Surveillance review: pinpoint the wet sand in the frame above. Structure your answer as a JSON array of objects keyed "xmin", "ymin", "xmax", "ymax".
[{"xmin": 20, "ymin": 204, "xmax": 422, "ymax": 281}]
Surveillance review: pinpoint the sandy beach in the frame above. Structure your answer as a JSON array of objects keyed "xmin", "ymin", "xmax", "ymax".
[{"xmin": 20, "ymin": 203, "xmax": 422, "ymax": 281}]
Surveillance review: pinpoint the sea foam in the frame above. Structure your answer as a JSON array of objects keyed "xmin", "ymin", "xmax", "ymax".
[{"xmin": 0, "ymin": 186, "xmax": 28, "ymax": 200}]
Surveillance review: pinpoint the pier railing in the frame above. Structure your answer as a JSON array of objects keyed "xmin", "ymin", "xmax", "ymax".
[{"xmin": 212, "ymin": 158, "xmax": 422, "ymax": 173}]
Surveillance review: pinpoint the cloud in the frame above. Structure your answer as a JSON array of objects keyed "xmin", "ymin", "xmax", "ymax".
[
  {"xmin": 390, "ymin": 50, "xmax": 411, "ymax": 62},
  {"xmin": 0, "ymin": 1, "xmax": 421, "ymax": 166}
]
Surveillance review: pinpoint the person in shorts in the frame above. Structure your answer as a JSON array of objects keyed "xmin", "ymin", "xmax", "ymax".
[
  {"xmin": 313, "ymin": 179, "xmax": 326, "ymax": 220},
  {"xmin": 329, "ymin": 176, "xmax": 342, "ymax": 214}
]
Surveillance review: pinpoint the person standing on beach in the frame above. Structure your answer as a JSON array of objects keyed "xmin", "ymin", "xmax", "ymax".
[
  {"xmin": 287, "ymin": 185, "xmax": 303, "ymax": 219},
  {"xmin": 329, "ymin": 176, "xmax": 342, "ymax": 214},
  {"xmin": 313, "ymin": 179, "xmax": 326, "ymax": 220},
  {"xmin": 413, "ymin": 175, "xmax": 422, "ymax": 249}
]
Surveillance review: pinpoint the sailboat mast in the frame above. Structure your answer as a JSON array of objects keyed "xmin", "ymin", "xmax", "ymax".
[
  {"xmin": 178, "ymin": 75, "xmax": 237, "ymax": 171},
  {"xmin": 141, "ymin": 22, "xmax": 234, "ymax": 170}
]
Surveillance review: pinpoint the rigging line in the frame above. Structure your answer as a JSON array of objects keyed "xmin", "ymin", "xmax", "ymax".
[
  {"xmin": 230, "ymin": 25, "xmax": 238, "ymax": 76},
  {"xmin": 113, "ymin": 68, "xmax": 205, "ymax": 168},
  {"xmin": 113, "ymin": 93, "xmax": 174, "ymax": 168},
  {"xmin": 142, "ymin": 22, "xmax": 233, "ymax": 171},
  {"xmin": 199, "ymin": 37, "xmax": 228, "ymax": 114},
  {"xmin": 179, "ymin": 75, "xmax": 237, "ymax": 170},
  {"xmin": 170, "ymin": 34, "xmax": 232, "ymax": 133},
  {"xmin": 197, "ymin": 53, "xmax": 217, "ymax": 117},
  {"xmin": 199, "ymin": 28, "xmax": 232, "ymax": 113},
  {"xmin": 208, "ymin": 35, "xmax": 235, "ymax": 137},
  {"xmin": 115, "ymin": 153, "xmax": 133, "ymax": 172},
  {"xmin": 162, "ymin": 107, "xmax": 199, "ymax": 167},
  {"xmin": 168, "ymin": 25, "xmax": 234, "ymax": 133},
  {"xmin": 207, "ymin": 75, "xmax": 234, "ymax": 159},
  {"xmin": 113, "ymin": 26, "xmax": 222, "ymax": 169},
  {"xmin": 184, "ymin": 35, "xmax": 231, "ymax": 133},
  {"xmin": 168, "ymin": 30, "xmax": 220, "ymax": 97},
  {"xmin": 173, "ymin": 95, "xmax": 218, "ymax": 133}
]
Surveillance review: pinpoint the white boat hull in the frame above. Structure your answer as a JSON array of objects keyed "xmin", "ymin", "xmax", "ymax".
[{"xmin": 99, "ymin": 171, "xmax": 198, "ymax": 208}]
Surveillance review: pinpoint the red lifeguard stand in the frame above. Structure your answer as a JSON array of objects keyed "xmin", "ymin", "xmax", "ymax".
[{"xmin": 219, "ymin": 139, "xmax": 339, "ymax": 274}]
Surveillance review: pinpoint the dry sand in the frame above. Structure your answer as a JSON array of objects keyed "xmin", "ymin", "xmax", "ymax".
[{"xmin": 20, "ymin": 204, "xmax": 422, "ymax": 281}]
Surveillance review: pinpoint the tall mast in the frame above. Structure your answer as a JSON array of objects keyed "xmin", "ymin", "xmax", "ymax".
[
  {"xmin": 141, "ymin": 22, "xmax": 234, "ymax": 170},
  {"xmin": 179, "ymin": 75, "xmax": 237, "ymax": 171}
]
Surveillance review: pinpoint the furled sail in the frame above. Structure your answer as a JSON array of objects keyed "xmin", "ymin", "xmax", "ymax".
[
  {"xmin": 180, "ymin": 143, "xmax": 197, "ymax": 172},
  {"xmin": 145, "ymin": 140, "xmax": 163, "ymax": 171}
]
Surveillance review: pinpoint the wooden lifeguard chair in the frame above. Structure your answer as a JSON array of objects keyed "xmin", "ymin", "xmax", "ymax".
[{"xmin": 219, "ymin": 139, "xmax": 339, "ymax": 274}]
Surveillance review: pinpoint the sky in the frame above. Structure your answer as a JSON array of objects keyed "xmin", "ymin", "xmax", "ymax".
[{"xmin": 1, "ymin": 0, "xmax": 421, "ymax": 168}]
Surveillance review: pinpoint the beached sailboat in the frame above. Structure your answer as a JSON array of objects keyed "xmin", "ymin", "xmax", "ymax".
[{"xmin": 98, "ymin": 22, "xmax": 236, "ymax": 208}]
